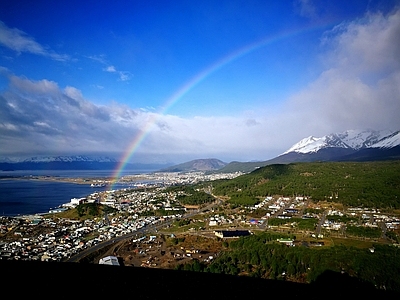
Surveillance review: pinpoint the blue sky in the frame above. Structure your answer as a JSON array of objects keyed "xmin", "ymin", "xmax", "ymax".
[{"xmin": 1, "ymin": 0, "xmax": 400, "ymax": 164}]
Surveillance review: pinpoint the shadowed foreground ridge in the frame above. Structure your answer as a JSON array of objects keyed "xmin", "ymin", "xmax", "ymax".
[{"xmin": 2, "ymin": 260, "xmax": 398, "ymax": 298}]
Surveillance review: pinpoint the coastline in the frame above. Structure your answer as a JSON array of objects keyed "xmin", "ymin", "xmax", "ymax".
[
  {"xmin": 0, "ymin": 175, "xmax": 113, "ymax": 185},
  {"xmin": 0, "ymin": 176, "xmax": 114, "ymax": 217},
  {"xmin": 0, "ymin": 171, "xmax": 164, "ymax": 187}
]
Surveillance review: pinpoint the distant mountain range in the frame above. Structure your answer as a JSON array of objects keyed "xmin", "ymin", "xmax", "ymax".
[
  {"xmin": 282, "ymin": 129, "xmax": 399, "ymax": 154},
  {"xmin": 1, "ymin": 129, "xmax": 399, "ymax": 173},
  {"xmin": 0, "ymin": 155, "xmax": 172, "ymax": 171},
  {"xmin": 218, "ymin": 129, "xmax": 400, "ymax": 173},
  {"xmin": 277, "ymin": 128, "xmax": 399, "ymax": 160}
]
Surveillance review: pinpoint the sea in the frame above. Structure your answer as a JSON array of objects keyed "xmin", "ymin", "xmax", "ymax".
[{"xmin": 0, "ymin": 169, "xmax": 153, "ymax": 217}]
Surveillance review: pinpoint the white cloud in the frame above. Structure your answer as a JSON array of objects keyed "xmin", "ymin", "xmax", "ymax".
[
  {"xmin": 104, "ymin": 65, "xmax": 117, "ymax": 72},
  {"xmin": 279, "ymin": 7, "xmax": 400, "ymax": 142},
  {"xmin": 0, "ymin": 21, "xmax": 69, "ymax": 61},
  {"xmin": 0, "ymin": 75, "xmax": 128, "ymax": 153},
  {"xmin": 0, "ymin": 72, "xmax": 275, "ymax": 161},
  {"xmin": 118, "ymin": 71, "xmax": 132, "ymax": 81},
  {"xmin": 90, "ymin": 56, "xmax": 132, "ymax": 81},
  {"xmin": 9, "ymin": 75, "xmax": 61, "ymax": 98},
  {"xmin": 103, "ymin": 65, "xmax": 132, "ymax": 81},
  {"xmin": 295, "ymin": 0, "xmax": 317, "ymax": 19},
  {"xmin": 92, "ymin": 84, "xmax": 104, "ymax": 89},
  {"xmin": 87, "ymin": 54, "xmax": 108, "ymax": 65},
  {"xmin": 321, "ymin": 9, "xmax": 400, "ymax": 74}
]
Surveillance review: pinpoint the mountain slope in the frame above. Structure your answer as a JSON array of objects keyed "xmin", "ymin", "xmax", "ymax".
[
  {"xmin": 282, "ymin": 129, "xmax": 393, "ymax": 154},
  {"xmin": 278, "ymin": 129, "xmax": 400, "ymax": 162},
  {"xmin": 219, "ymin": 129, "xmax": 400, "ymax": 173},
  {"xmin": 370, "ymin": 131, "xmax": 400, "ymax": 148},
  {"xmin": 160, "ymin": 158, "xmax": 227, "ymax": 172},
  {"xmin": 213, "ymin": 160, "xmax": 400, "ymax": 208}
]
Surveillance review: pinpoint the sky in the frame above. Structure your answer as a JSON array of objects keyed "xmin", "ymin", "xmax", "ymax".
[{"xmin": 0, "ymin": 0, "xmax": 400, "ymax": 164}]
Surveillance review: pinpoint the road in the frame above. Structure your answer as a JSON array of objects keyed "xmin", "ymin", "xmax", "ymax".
[
  {"xmin": 65, "ymin": 219, "xmax": 174, "ymax": 262},
  {"xmin": 66, "ymin": 199, "xmax": 221, "ymax": 262},
  {"xmin": 258, "ymin": 198, "xmax": 295, "ymax": 230},
  {"xmin": 315, "ymin": 210, "xmax": 327, "ymax": 236}
]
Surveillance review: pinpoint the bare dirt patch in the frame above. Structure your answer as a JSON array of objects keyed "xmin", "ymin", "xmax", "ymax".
[{"xmin": 93, "ymin": 233, "xmax": 225, "ymax": 269}]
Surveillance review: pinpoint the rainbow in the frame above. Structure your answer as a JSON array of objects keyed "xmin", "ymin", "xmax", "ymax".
[{"xmin": 109, "ymin": 23, "xmax": 332, "ymax": 189}]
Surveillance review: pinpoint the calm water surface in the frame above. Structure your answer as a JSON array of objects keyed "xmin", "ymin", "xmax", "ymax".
[{"xmin": 0, "ymin": 169, "xmax": 152, "ymax": 217}]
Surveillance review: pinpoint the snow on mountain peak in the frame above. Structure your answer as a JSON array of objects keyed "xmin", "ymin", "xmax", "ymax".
[
  {"xmin": 282, "ymin": 129, "xmax": 397, "ymax": 154},
  {"xmin": 336, "ymin": 129, "xmax": 392, "ymax": 149},
  {"xmin": 282, "ymin": 136, "xmax": 322, "ymax": 154},
  {"xmin": 22, "ymin": 155, "xmax": 117, "ymax": 163},
  {"xmin": 370, "ymin": 131, "xmax": 400, "ymax": 148}
]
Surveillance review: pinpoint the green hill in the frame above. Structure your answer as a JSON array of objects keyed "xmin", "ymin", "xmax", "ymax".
[
  {"xmin": 160, "ymin": 158, "xmax": 227, "ymax": 172},
  {"xmin": 217, "ymin": 160, "xmax": 267, "ymax": 173},
  {"xmin": 211, "ymin": 160, "xmax": 400, "ymax": 208}
]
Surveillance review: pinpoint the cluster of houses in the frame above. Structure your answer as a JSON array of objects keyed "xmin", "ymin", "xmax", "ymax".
[
  {"xmin": 0, "ymin": 184, "xmax": 195, "ymax": 262},
  {"xmin": 248, "ymin": 196, "xmax": 307, "ymax": 219},
  {"xmin": 60, "ymin": 186, "xmax": 188, "ymax": 215},
  {"xmin": 207, "ymin": 213, "xmax": 263, "ymax": 227},
  {"xmin": 0, "ymin": 211, "xmax": 181, "ymax": 262},
  {"xmin": 321, "ymin": 208, "xmax": 400, "ymax": 232},
  {"xmin": 117, "ymin": 171, "xmax": 244, "ymax": 187},
  {"xmin": 245, "ymin": 195, "xmax": 400, "ymax": 237}
]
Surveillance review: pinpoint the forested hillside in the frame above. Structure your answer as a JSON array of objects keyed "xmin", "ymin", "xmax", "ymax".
[
  {"xmin": 166, "ymin": 186, "xmax": 215, "ymax": 205},
  {"xmin": 211, "ymin": 161, "xmax": 400, "ymax": 208},
  {"xmin": 178, "ymin": 232, "xmax": 400, "ymax": 292}
]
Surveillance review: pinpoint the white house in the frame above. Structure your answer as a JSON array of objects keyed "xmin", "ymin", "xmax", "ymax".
[
  {"xmin": 70, "ymin": 197, "xmax": 86, "ymax": 206},
  {"xmin": 99, "ymin": 255, "xmax": 120, "ymax": 266}
]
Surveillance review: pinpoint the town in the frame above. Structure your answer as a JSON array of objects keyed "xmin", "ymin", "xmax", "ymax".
[
  {"xmin": 0, "ymin": 171, "xmax": 243, "ymax": 263},
  {"xmin": 1, "ymin": 171, "xmax": 400, "ymax": 267}
]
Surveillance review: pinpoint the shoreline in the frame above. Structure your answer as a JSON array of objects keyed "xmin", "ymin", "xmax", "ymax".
[
  {"xmin": 0, "ymin": 175, "xmax": 114, "ymax": 185},
  {"xmin": 0, "ymin": 172, "xmax": 169, "ymax": 186},
  {"xmin": 0, "ymin": 173, "xmax": 162, "ymax": 217},
  {"xmin": 0, "ymin": 176, "xmax": 115, "ymax": 218}
]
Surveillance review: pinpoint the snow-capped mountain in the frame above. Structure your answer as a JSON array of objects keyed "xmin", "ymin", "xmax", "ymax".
[
  {"xmin": 336, "ymin": 129, "xmax": 393, "ymax": 149},
  {"xmin": 263, "ymin": 128, "xmax": 400, "ymax": 164},
  {"xmin": 0, "ymin": 155, "xmax": 118, "ymax": 163},
  {"xmin": 0, "ymin": 155, "xmax": 120, "ymax": 171},
  {"xmin": 218, "ymin": 129, "xmax": 400, "ymax": 173},
  {"xmin": 0, "ymin": 155, "xmax": 174, "ymax": 171},
  {"xmin": 283, "ymin": 129, "xmax": 398, "ymax": 155},
  {"xmin": 23, "ymin": 155, "xmax": 117, "ymax": 163},
  {"xmin": 282, "ymin": 136, "xmax": 321, "ymax": 154},
  {"xmin": 283, "ymin": 135, "xmax": 350, "ymax": 154},
  {"xmin": 369, "ymin": 131, "xmax": 400, "ymax": 148}
]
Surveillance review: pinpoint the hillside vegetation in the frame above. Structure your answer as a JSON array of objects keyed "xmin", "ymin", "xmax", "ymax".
[
  {"xmin": 166, "ymin": 186, "xmax": 215, "ymax": 205},
  {"xmin": 211, "ymin": 161, "xmax": 400, "ymax": 208},
  {"xmin": 160, "ymin": 158, "xmax": 227, "ymax": 172},
  {"xmin": 49, "ymin": 203, "xmax": 117, "ymax": 220},
  {"xmin": 178, "ymin": 232, "xmax": 400, "ymax": 291}
]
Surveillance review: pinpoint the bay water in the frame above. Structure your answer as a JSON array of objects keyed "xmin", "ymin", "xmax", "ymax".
[{"xmin": 0, "ymin": 169, "xmax": 152, "ymax": 217}]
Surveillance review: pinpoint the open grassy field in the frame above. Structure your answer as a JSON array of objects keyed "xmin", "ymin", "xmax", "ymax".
[{"xmin": 330, "ymin": 237, "xmax": 384, "ymax": 248}]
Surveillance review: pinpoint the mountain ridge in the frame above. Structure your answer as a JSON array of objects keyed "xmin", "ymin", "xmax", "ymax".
[
  {"xmin": 0, "ymin": 155, "xmax": 173, "ymax": 171},
  {"xmin": 218, "ymin": 129, "xmax": 400, "ymax": 173},
  {"xmin": 282, "ymin": 129, "xmax": 397, "ymax": 154},
  {"xmin": 159, "ymin": 158, "xmax": 227, "ymax": 172}
]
